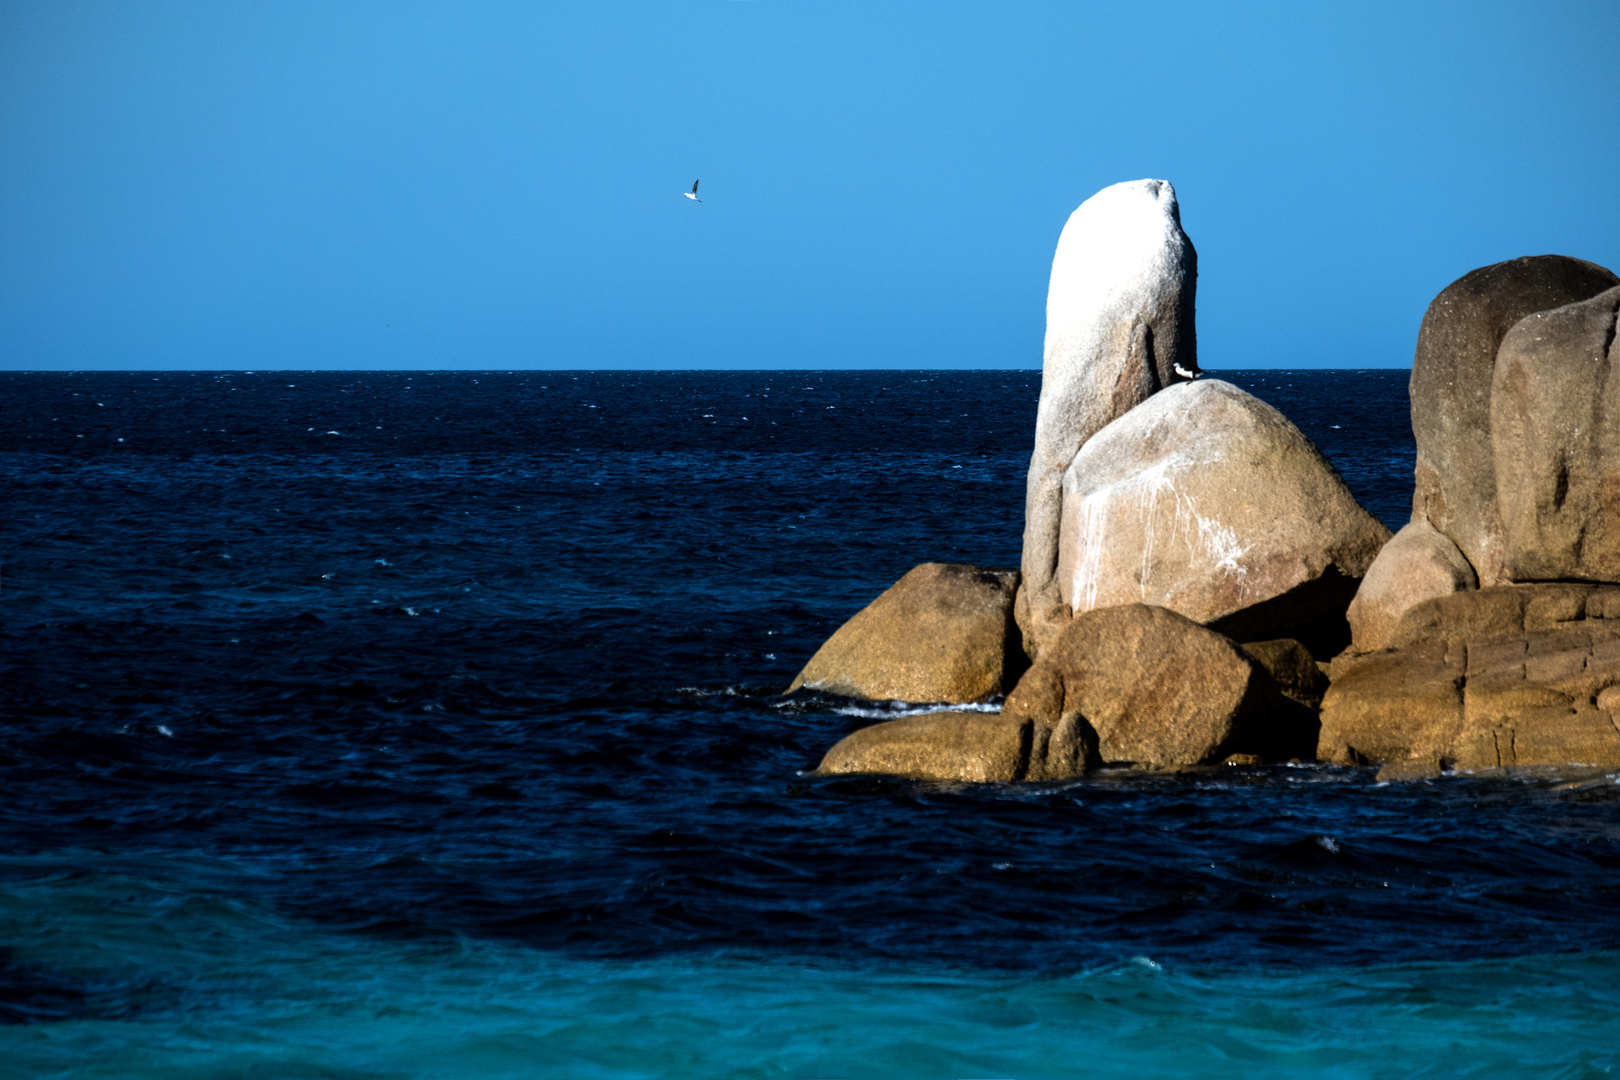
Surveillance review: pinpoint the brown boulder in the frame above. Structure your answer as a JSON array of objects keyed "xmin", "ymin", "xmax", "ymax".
[
  {"xmin": 1241, "ymin": 638, "xmax": 1329, "ymax": 711},
  {"xmin": 1409, "ymin": 256, "xmax": 1620, "ymax": 586},
  {"xmin": 1003, "ymin": 604, "xmax": 1304, "ymax": 767},
  {"xmin": 1053, "ymin": 380, "xmax": 1390, "ymax": 658},
  {"xmin": 1345, "ymin": 520, "xmax": 1477, "ymax": 653},
  {"xmin": 1319, "ymin": 585, "xmax": 1620, "ymax": 769},
  {"xmin": 812, "ymin": 700, "xmax": 1098, "ymax": 783},
  {"xmin": 814, "ymin": 603, "xmax": 1319, "ymax": 782},
  {"xmin": 1493, "ymin": 286, "xmax": 1620, "ymax": 582},
  {"xmin": 812, "ymin": 711, "xmax": 1040, "ymax": 783},
  {"xmin": 786, "ymin": 563, "xmax": 1024, "ymax": 703},
  {"xmin": 1318, "ymin": 640, "xmax": 1466, "ymax": 766}
]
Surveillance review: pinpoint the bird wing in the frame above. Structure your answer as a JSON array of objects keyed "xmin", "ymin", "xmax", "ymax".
[{"xmin": 692, "ymin": 180, "xmax": 699, "ymax": 193}]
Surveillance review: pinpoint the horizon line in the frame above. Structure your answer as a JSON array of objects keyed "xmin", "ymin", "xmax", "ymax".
[{"xmin": 0, "ymin": 365, "xmax": 1414, "ymax": 374}]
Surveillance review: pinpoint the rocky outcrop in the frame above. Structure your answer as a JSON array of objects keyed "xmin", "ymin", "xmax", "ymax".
[
  {"xmin": 1018, "ymin": 179, "xmax": 1198, "ymax": 659},
  {"xmin": 786, "ymin": 563, "xmax": 1024, "ymax": 703},
  {"xmin": 1409, "ymin": 256, "xmax": 1620, "ymax": 586},
  {"xmin": 1346, "ymin": 520, "xmax": 1477, "ymax": 653},
  {"xmin": 1493, "ymin": 286, "xmax": 1620, "ymax": 582},
  {"xmin": 1002, "ymin": 604, "xmax": 1305, "ymax": 767},
  {"xmin": 1326, "ymin": 260, "xmax": 1620, "ymax": 772},
  {"xmin": 1053, "ymin": 380, "xmax": 1390, "ymax": 658},
  {"xmin": 1319, "ymin": 585, "xmax": 1620, "ymax": 770},
  {"xmin": 813, "ymin": 603, "xmax": 1322, "ymax": 781}
]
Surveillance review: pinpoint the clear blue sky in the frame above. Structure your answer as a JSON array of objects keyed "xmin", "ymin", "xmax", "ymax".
[{"xmin": 2, "ymin": 1, "xmax": 1617, "ymax": 370}]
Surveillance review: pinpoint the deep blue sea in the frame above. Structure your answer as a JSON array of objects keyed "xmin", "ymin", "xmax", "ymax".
[{"xmin": 5, "ymin": 369, "xmax": 1620, "ymax": 1078}]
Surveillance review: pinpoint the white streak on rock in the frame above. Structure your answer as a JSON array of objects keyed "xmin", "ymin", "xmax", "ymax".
[{"xmin": 1067, "ymin": 455, "xmax": 1249, "ymax": 614}]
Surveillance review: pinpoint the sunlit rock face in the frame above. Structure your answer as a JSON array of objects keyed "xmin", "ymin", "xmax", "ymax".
[
  {"xmin": 1017, "ymin": 179, "xmax": 1198, "ymax": 658},
  {"xmin": 1346, "ymin": 519, "xmax": 1477, "ymax": 654},
  {"xmin": 1492, "ymin": 285, "xmax": 1620, "ymax": 583},
  {"xmin": 785, "ymin": 562, "xmax": 1023, "ymax": 704},
  {"xmin": 1054, "ymin": 380, "xmax": 1390, "ymax": 659},
  {"xmin": 1320, "ymin": 584, "xmax": 1620, "ymax": 771},
  {"xmin": 1408, "ymin": 255, "xmax": 1619, "ymax": 587}
]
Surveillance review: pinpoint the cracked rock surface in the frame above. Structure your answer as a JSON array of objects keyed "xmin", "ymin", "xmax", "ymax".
[{"xmin": 1320, "ymin": 584, "xmax": 1620, "ymax": 770}]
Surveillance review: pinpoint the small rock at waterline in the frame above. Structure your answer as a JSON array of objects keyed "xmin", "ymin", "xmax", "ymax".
[
  {"xmin": 786, "ymin": 563, "xmax": 1024, "ymax": 704},
  {"xmin": 813, "ymin": 711, "xmax": 1036, "ymax": 783}
]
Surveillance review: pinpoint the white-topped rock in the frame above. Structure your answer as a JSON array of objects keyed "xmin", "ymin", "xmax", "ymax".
[
  {"xmin": 1018, "ymin": 179, "xmax": 1198, "ymax": 657},
  {"xmin": 1055, "ymin": 379, "xmax": 1390, "ymax": 657}
]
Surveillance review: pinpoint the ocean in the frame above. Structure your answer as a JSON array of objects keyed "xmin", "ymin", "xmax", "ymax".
[{"xmin": 4, "ymin": 369, "xmax": 1620, "ymax": 1078}]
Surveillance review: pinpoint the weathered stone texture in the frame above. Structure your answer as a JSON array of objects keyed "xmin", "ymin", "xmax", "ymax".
[
  {"xmin": 1002, "ymin": 604, "xmax": 1306, "ymax": 767},
  {"xmin": 1409, "ymin": 255, "xmax": 1620, "ymax": 586},
  {"xmin": 1320, "ymin": 585, "xmax": 1620, "ymax": 769},
  {"xmin": 813, "ymin": 711, "xmax": 1038, "ymax": 783},
  {"xmin": 1346, "ymin": 520, "xmax": 1477, "ymax": 653},
  {"xmin": 1019, "ymin": 179, "xmax": 1198, "ymax": 658},
  {"xmin": 787, "ymin": 563, "xmax": 1024, "ymax": 703},
  {"xmin": 1493, "ymin": 286, "xmax": 1620, "ymax": 582},
  {"xmin": 1053, "ymin": 380, "xmax": 1389, "ymax": 658}
]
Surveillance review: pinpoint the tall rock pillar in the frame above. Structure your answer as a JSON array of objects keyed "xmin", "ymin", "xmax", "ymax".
[{"xmin": 1017, "ymin": 179, "xmax": 1198, "ymax": 658}]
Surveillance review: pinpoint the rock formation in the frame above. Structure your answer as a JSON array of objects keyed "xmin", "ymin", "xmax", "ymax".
[
  {"xmin": 1408, "ymin": 256, "xmax": 1620, "ymax": 587},
  {"xmin": 1493, "ymin": 286, "xmax": 1620, "ymax": 582},
  {"xmin": 1320, "ymin": 585, "xmax": 1620, "ymax": 771},
  {"xmin": 1241, "ymin": 638, "xmax": 1329, "ymax": 712},
  {"xmin": 1003, "ymin": 604, "xmax": 1310, "ymax": 767},
  {"xmin": 1346, "ymin": 520, "xmax": 1477, "ymax": 653},
  {"xmin": 786, "ymin": 563, "xmax": 1023, "ymax": 703},
  {"xmin": 799, "ymin": 221, "xmax": 1620, "ymax": 779},
  {"xmin": 813, "ymin": 711, "xmax": 1057, "ymax": 784},
  {"xmin": 1326, "ymin": 257, "xmax": 1620, "ymax": 772},
  {"xmin": 1018, "ymin": 179, "xmax": 1198, "ymax": 659},
  {"xmin": 813, "ymin": 605, "xmax": 1316, "ymax": 780},
  {"xmin": 1054, "ymin": 379, "xmax": 1390, "ymax": 658}
]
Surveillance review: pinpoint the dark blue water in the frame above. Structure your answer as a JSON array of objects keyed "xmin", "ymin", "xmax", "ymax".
[{"xmin": 5, "ymin": 369, "xmax": 1620, "ymax": 1077}]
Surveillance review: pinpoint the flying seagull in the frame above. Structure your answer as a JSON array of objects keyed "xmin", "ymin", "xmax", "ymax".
[{"xmin": 684, "ymin": 180, "xmax": 701, "ymax": 202}]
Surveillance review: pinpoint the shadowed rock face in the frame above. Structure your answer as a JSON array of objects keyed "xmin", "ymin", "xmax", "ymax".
[
  {"xmin": 1347, "ymin": 520, "xmax": 1477, "ymax": 654},
  {"xmin": 1241, "ymin": 638, "xmax": 1329, "ymax": 711},
  {"xmin": 1320, "ymin": 585, "xmax": 1620, "ymax": 770},
  {"xmin": 1002, "ymin": 604, "xmax": 1316, "ymax": 767},
  {"xmin": 1493, "ymin": 286, "xmax": 1620, "ymax": 582},
  {"xmin": 1018, "ymin": 179, "xmax": 1198, "ymax": 659},
  {"xmin": 1052, "ymin": 380, "xmax": 1390, "ymax": 659},
  {"xmin": 786, "ymin": 563, "xmax": 1024, "ymax": 704},
  {"xmin": 1409, "ymin": 255, "xmax": 1620, "ymax": 587}
]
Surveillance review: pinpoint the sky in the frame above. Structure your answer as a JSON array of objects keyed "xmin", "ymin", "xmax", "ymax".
[{"xmin": 1, "ymin": 1, "xmax": 1617, "ymax": 371}]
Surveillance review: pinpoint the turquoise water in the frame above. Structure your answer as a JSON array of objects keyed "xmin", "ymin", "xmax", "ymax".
[
  {"xmin": 9, "ymin": 371, "xmax": 1617, "ymax": 1077},
  {"xmin": 4, "ymin": 857, "xmax": 1619, "ymax": 1079}
]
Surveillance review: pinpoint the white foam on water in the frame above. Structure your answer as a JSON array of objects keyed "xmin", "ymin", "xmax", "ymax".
[{"xmin": 833, "ymin": 700, "xmax": 1003, "ymax": 719}]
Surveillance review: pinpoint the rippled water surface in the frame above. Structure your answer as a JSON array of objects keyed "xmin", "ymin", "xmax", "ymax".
[{"xmin": 5, "ymin": 369, "xmax": 1620, "ymax": 1077}]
